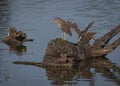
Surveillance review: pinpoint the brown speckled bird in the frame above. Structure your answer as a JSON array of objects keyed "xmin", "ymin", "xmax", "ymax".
[{"xmin": 53, "ymin": 17, "xmax": 72, "ymax": 40}]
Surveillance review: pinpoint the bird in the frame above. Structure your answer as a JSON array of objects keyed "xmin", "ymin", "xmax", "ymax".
[{"xmin": 53, "ymin": 17, "xmax": 72, "ymax": 40}]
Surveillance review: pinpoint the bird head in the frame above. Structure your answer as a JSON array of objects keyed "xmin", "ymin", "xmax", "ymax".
[{"xmin": 52, "ymin": 17, "xmax": 63, "ymax": 24}]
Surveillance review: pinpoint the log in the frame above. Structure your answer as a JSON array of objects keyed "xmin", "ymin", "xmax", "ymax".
[
  {"xmin": 42, "ymin": 22, "xmax": 120, "ymax": 67},
  {"xmin": 2, "ymin": 27, "xmax": 33, "ymax": 46},
  {"xmin": 93, "ymin": 25, "xmax": 120, "ymax": 49},
  {"xmin": 13, "ymin": 20, "xmax": 120, "ymax": 67}
]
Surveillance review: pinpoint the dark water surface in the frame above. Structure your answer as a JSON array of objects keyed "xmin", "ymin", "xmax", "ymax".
[{"xmin": 0, "ymin": 0, "xmax": 120, "ymax": 86}]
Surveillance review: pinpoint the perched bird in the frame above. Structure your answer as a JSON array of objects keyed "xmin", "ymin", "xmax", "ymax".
[{"xmin": 53, "ymin": 17, "xmax": 72, "ymax": 40}]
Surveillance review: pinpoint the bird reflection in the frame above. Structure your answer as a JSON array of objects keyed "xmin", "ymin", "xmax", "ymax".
[{"xmin": 44, "ymin": 57, "xmax": 120, "ymax": 85}]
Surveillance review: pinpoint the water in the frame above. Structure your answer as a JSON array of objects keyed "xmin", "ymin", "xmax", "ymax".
[{"xmin": 0, "ymin": 0, "xmax": 120, "ymax": 86}]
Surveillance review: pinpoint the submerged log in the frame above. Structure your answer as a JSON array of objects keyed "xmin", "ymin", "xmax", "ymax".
[
  {"xmin": 13, "ymin": 20, "xmax": 120, "ymax": 67},
  {"xmin": 2, "ymin": 27, "xmax": 33, "ymax": 46}
]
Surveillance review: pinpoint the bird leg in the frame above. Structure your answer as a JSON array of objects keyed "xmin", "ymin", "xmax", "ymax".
[
  {"xmin": 63, "ymin": 32, "xmax": 66, "ymax": 40},
  {"xmin": 62, "ymin": 32, "xmax": 66, "ymax": 41}
]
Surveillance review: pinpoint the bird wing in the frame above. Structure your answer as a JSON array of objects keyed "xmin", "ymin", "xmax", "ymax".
[{"xmin": 61, "ymin": 23, "xmax": 72, "ymax": 36}]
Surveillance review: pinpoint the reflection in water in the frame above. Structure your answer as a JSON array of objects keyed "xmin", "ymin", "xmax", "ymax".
[
  {"xmin": 9, "ymin": 45, "xmax": 27, "ymax": 55},
  {"xmin": 43, "ymin": 57, "xmax": 120, "ymax": 85}
]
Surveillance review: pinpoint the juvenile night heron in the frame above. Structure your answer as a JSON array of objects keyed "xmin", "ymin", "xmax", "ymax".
[{"xmin": 53, "ymin": 17, "xmax": 72, "ymax": 40}]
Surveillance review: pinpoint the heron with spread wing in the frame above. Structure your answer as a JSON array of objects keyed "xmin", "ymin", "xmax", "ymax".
[{"xmin": 53, "ymin": 17, "xmax": 72, "ymax": 40}]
